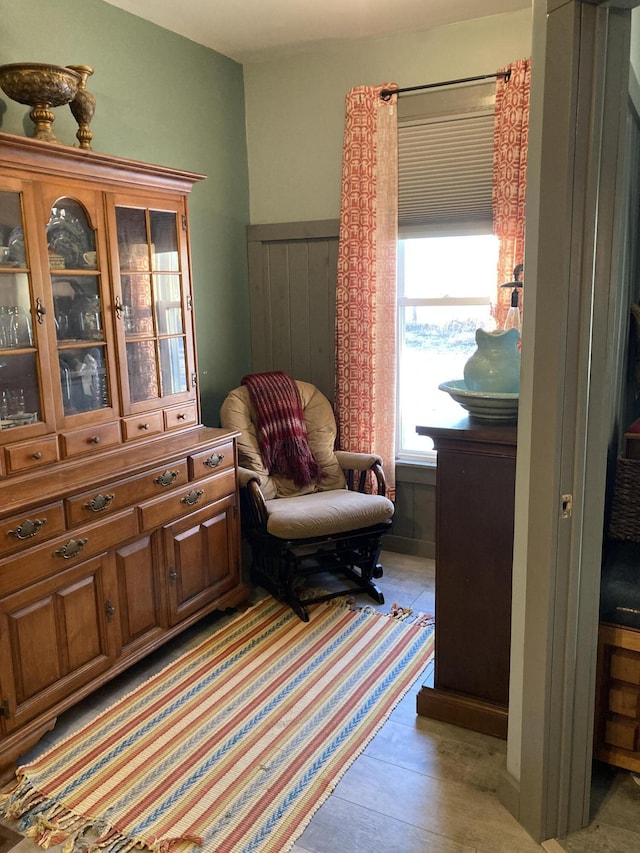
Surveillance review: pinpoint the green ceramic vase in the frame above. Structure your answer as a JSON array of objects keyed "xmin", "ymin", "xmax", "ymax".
[{"xmin": 463, "ymin": 327, "xmax": 521, "ymax": 393}]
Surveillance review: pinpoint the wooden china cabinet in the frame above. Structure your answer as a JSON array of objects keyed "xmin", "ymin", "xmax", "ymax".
[{"xmin": 0, "ymin": 132, "xmax": 248, "ymax": 782}]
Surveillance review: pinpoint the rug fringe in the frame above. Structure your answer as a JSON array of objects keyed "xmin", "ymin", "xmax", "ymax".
[
  {"xmin": 327, "ymin": 596, "xmax": 434, "ymax": 627},
  {"xmin": 0, "ymin": 775, "xmax": 198, "ymax": 853}
]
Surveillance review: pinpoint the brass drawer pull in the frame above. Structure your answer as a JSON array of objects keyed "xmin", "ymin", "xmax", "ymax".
[
  {"xmin": 8, "ymin": 517, "xmax": 47, "ymax": 540},
  {"xmin": 181, "ymin": 489, "xmax": 204, "ymax": 506},
  {"xmin": 90, "ymin": 435, "xmax": 101, "ymax": 445},
  {"xmin": 204, "ymin": 453, "xmax": 224, "ymax": 469},
  {"xmin": 54, "ymin": 538, "xmax": 88, "ymax": 559},
  {"xmin": 177, "ymin": 412, "xmax": 187, "ymax": 421},
  {"xmin": 154, "ymin": 470, "xmax": 179, "ymax": 487},
  {"xmin": 32, "ymin": 451, "xmax": 42, "ymax": 460},
  {"xmin": 140, "ymin": 422, "xmax": 150, "ymax": 431},
  {"xmin": 84, "ymin": 493, "xmax": 115, "ymax": 512}
]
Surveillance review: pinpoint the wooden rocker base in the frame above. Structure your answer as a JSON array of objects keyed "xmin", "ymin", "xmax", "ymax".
[{"xmin": 247, "ymin": 522, "xmax": 390, "ymax": 622}]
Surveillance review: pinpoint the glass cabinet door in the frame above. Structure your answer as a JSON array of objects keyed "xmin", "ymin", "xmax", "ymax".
[
  {"xmin": 0, "ymin": 189, "xmax": 45, "ymax": 434},
  {"xmin": 115, "ymin": 205, "xmax": 190, "ymax": 408},
  {"xmin": 48, "ymin": 197, "xmax": 111, "ymax": 416}
]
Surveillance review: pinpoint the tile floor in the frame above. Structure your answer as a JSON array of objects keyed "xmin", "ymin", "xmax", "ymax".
[{"xmin": 1, "ymin": 552, "xmax": 639, "ymax": 853}]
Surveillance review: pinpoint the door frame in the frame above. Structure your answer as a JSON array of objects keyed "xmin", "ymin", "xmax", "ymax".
[{"xmin": 500, "ymin": 0, "xmax": 637, "ymax": 841}]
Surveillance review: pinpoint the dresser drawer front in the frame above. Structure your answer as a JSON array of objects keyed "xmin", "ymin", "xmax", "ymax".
[
  {"xmin": 61, "ymin": 422, "xmax": 121, "ymax": 458},
  {"xmin": 0, "ymin": 502, "xmax": 66, "ymax": 557},
  {"xmin": 164, "ymin": 402, "xmax": 197, "ymax": 431},
  {"xmin": 138, "ymin": 470, "xmax": 236, "ymax": 530},
  {"xmin": 189, "ymin": 441, "xmax": 235, "ymax": 480},
  {"xmin": 65, "ymin": 461, "xmax": 189, "ymax": 526},
  {"xmin": 122, "ymin": 411, "xmax": 164, "ymax": 442},
  {"xmin": 4, "ymin": 436, "xmax": 59, "ymax": 474},
  {"xmin": 610, "ymin": 648, "xmax": 640, "ymax": 686},
  {"xmin": 0, "ymin": 508, "xmax": 138, "ymax": 595}
]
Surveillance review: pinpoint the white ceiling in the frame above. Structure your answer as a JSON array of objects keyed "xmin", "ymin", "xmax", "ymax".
[{"xmin": 101, "ymin": 0, "xmax": 531, "ymax": 63}]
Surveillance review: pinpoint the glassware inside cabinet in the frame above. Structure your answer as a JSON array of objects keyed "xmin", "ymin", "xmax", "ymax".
[
  {"xmin": 58, "ymin": 346, "xmax": 109, "ymax": 415},
  {"xmin": 0, "ymin": 190, "xmax": 43, "ymax": 432},
  {"xmin": 52, "ymin": 277, "xmax": 103, "ymax": 342},
  {"xmin": 0, "ymin": 190, "xmax": 26, "ymax": 268},
  {"xmin": 0, "ymin": 353, "xmax": 41, "ymax": 430},
  {"xmin": 46, "ymin": 197, "xmax": 96, "ymax": 270}
]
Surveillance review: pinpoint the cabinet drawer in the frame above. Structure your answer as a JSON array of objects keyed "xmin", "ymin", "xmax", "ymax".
[
  {"xmin": 122, "ymin": 411, "xmax": 164, "ymax": 442},
  {"xmin": 138, "ymin": 469, "xmax": 235, "ymax": 530},
  {"xmin": 61, "ymin": 421, "xmax": 121, "ymax": 458},
  {"xmin": 4, "ymin": 435, "xmax": 59, "ymax": 474},
  {"xmin": 65, "ymin": 460, "xmax": 189, "ymax": 526},
  {"xmin": 0, "ymin": 502, "xmax": 66, "ymax": 557},
  {"xmin": 609, "ymin": 684, "xmax": 640, "ymax": 718},
  {"xmin": 0, "ymin": 508, "xmax": 137, "ymax": 595},
  {"xmin": 164, "ymin": 402, "xmax": 197, "ymax": 431},
  {"xmin": 189, "ymin": 440, "xmax": 235, "ymax": 480},
  {"xmin": 605, "ymin": 717, "xmax": 639, "ymax": 752},
  {"xmin": 610, "ymin": 648, "xmax": 640, "ymax": 685}
]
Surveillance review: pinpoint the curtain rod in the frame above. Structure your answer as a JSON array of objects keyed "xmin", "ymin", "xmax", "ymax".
[{"xmin": 379, "ymin": 69, "xmax": 511, "ymax": 101}]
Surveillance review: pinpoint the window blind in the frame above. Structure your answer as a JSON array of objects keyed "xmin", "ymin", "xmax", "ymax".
[{"xmin": 397, "ymin": 81, "xmax": 496, "ymax": 234}]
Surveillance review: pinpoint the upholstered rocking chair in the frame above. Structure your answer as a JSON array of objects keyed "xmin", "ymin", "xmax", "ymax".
[{"xmin": 220, "ymin": 373, "xmax": 394, "ymax": 621}]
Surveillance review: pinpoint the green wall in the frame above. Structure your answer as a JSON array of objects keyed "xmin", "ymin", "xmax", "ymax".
[{"xmin": 0, "ymin": 0, "xmax": 251, "ymax": 424}]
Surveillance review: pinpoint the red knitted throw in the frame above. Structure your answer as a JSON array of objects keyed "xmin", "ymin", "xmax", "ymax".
[{"xmin": 241, "ymin": 372, "xmax": 322, "ymax": 488}]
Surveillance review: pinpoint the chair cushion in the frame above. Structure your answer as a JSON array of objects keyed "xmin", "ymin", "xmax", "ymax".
[
  {"xmin": 265, "ymin": 489, "xmax": 394, "ymax": 539},
  {"xmin": 220, "ymin": 381, "xmax": 346, "ymax": 499}
]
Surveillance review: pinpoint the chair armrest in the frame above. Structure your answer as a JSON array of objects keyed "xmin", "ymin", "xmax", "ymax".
[
  {"xmin": 334, "ymin": 451, "xmax": 388, "ymax": 496},
  {"xmin": 334, "ymin": 450, "xmax": 383, "ymax": 471},
  {"xmin": 238, "ymin": 466, "xmax": 260, "ymax": 488},
  {"xmin": 237, "ymin": 467, "xmax": 269, "ymax": 529}
]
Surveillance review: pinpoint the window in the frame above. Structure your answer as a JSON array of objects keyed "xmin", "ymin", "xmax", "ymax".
[
  {"xmin": 396, "ymin": 82, "xmax": 497, "ymax": 461},
  {"xmin": 397, "ymin": 232, "xmax": 499, "ymax": 459}
]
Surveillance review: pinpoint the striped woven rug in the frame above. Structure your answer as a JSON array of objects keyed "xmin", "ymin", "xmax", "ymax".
[{"xmin": 0, "ymin": 597, "xmax": 434, "ymax": 853}]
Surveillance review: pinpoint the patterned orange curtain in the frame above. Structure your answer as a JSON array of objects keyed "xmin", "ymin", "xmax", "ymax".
[
  {"xmin": 493, "ymin": 58, "xmax": 531, "ymax": 330},
  {"xmin": 335, "ymin": 84, "xmax": 398, "ymax": 498}
]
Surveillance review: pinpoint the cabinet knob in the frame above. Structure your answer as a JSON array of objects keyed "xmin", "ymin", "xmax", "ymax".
[
  {"xmin": 154, "ymin": 470, "xmax": 179, "ymax": 487},
  {"xmin": 32, "ymin": 451, "xmax": 42, "ymax": 460},
  {"xmin": 181, "ymin": 488, "xmax": 204, "ymax": 506},
  {"xmin": 140, "ymin": 423, "xmax": 150, "ymax": 430},
  {"xmin": 168, "ymin": 566, "xmax": 177, "ymax": 584},
  {"xmin": 90, "ymin": 435, "xmax": 101, "ymax": 444},
  {"xmin": 204, "ymin": 453, "xmax": 224, "ymax": 469},
  {"xmin": 7, "ymin": 517, "xmax": 47, "ymax": 539},
  {"xmin": 177, "ymin": 412, "xmax": 187, "ymax": 421},
  {"xmin": 105, "ymin": 600, "xmax": 116, "ymax": 621},
  {"xmin": 84, "ymin": 493, "xmax": 115, "ymax": 512},
  {"xmin": 54, "ymin": 538, "xmax": 88, "ymax": 559}
]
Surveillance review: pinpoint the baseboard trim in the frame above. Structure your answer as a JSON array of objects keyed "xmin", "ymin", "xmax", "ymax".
[
  {"xmin": 497, "ymin": 764, "xmax": 521, "ymax": 821},
  {"xmin": 383, "ymin": 535, "xmax": 435, "ymax": 558},
  {"xmin": 416, "ymin": 684, "xmax": 508, "ymax": 739}
]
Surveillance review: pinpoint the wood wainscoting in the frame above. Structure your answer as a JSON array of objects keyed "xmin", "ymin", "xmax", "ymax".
[{"xmin": 246, "ymin": 218, "xmax": 435, "ymax": 558}]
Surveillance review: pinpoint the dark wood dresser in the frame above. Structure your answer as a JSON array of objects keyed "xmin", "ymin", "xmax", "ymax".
[{"xmin": 416, "ymin": 415, "xmax": 517, "ymax": 739}]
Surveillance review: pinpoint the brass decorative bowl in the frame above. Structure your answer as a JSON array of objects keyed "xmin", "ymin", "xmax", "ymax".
[{"xmin": 0, "ymin": 63, "xmax": 81, "ymax": 142}]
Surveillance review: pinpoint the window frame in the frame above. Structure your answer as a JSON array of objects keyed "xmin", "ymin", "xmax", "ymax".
[
  {"xmin": 395, "ymin": 82, "xmax": 498, "ymax": 463},
  {"xmin": 395, "ymin": 225, "xmax": 498, "ymax": 463}
]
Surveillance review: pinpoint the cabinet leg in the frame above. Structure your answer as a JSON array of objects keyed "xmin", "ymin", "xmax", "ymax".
[{"xmin": 0, "ymin": 716, "xmax": 57, "ymax": 786}]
